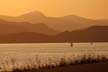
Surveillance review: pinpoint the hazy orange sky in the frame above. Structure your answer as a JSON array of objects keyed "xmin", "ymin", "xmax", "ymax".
[{"xmin": 0, "ymin": 0, "xmax": 108, "ymax": 19}]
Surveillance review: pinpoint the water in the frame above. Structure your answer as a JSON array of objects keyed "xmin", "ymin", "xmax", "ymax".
[
  {"xmin": 0, "ymin": 43, "xmax": 108, "ymax": 71},
  {"xmin": 0, "ymin": 43, "xmax": 108, "ymax": 57}
]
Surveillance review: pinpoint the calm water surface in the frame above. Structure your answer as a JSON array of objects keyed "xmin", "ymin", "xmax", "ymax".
[{"xmin": 0, "ymin": 43, "xmax": 108, "ymax": 57}]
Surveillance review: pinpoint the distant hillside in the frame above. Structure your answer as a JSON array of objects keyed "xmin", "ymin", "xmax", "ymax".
[
  {"xmin": 55, "ymin": 26, "xmax": 108, "ymax": 42},
  {"xmin": 0, "ymin": 19, "xmax": 58, "ymax": 35},
  {"xmin": 0, "ymin": 11, "xmax": 108, "ymax": 32},
  {"xmin": 0, "ymin": 26, "xmax": 108, "ymax": 43},
  {"xmin": 0, "ymin": 32, "xmax": 50, "ymax": 43}
]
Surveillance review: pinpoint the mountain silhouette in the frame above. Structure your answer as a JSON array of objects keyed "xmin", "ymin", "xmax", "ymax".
[
  {"xmin": 0, "ymin": 26, "xmax": 108, "ymax": 43},
  {"xmin": 0, "ymin": 11, "xmax": 108, "ymax": 32},
  {"xmin": 0, "ymin": 19, "xmax": 58, "ymax": 35},
  {"xmin": 17, "ymin": 11, "xmax": 46, "ymax": 23},
  {"xmin": 55, "ymin": 26, "xmax": 108, "ymax": 42},
  {"xmin": 19, "ymin": 11, "xmax": 46, "ymax": 18},
  {"xmin": 0, "ymin": 32, "xmax": 50, "ymax": 43}
]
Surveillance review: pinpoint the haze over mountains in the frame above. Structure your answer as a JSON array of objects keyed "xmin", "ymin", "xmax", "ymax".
[
  {"xmin": 0, "ymin": 26, "xmax": 108, "ymax": 43},
  {"xmin": 0, "ymin": 11, "xmax": 108, "ymax": 43},
  {"xmin": 0, "ymin": 11, "xmax": 108, "ymax": 32}
]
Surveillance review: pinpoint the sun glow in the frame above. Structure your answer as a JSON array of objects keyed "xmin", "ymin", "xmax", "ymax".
[{"xmin": 0, "ymin": 0, "xmax": 108, "ymax": 19}]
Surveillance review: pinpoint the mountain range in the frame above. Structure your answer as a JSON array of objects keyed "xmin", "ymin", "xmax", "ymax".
[
  {"xmin": 0, "ymin": 11, "xmax": 108, "ymax": 43},
  {"xmin": 0, "ymin": 26, "xmax": 108, "ymax": 43},
  {"xmin": 0, "ymin": 19, "xmax": 58, "ymax": 35},
  {"xmin": 0, "ymin": 11, "xmax": 108, "ymax": 32}
]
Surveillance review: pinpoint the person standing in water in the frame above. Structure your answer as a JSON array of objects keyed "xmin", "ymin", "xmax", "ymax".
[
  {"xmin": 91, "ymin": 42, "xmax": 93, "ymax": 45},
  {"xmin": 70, "ymin": 42, "xmax": 73, "ymax": 47}
]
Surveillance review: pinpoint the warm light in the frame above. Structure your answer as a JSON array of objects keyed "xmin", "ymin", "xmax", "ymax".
[{"xmin": 0, "ymin": 0, "xmax": 107, "ymax": 19}]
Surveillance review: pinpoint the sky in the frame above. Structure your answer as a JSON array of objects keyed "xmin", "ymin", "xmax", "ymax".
[{"xmin": 0, "ymin": 0, "xmax": 108, "ymax": 19}]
